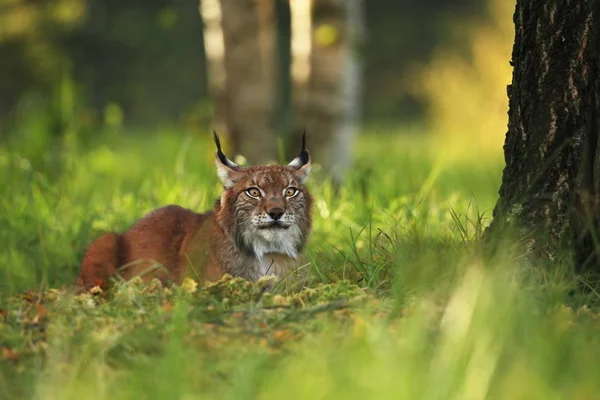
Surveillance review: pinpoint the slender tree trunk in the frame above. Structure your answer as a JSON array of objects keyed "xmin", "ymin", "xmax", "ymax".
[
  {"xmin": 291, "ymin": 0, "xmax": 364, "ymax": 185},
  {"xmin": 218, "ymin": 0, "xmax": 278, "ymax": 163},
  {"xmin": 199, "ymin": 0, "xmax": 228, "ymax": 135},
  {"xmin": 488, "ymin": 1, "xmax": 600, "ymax": 278},
  {"xmin": 275, "ymin": 0, "xmax": 292, "ymax": 143}
]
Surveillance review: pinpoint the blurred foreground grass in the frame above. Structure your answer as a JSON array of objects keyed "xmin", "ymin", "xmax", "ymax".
[{"xmin": 2, "ymin": 129, "xmax": 600, "ymax": 399}]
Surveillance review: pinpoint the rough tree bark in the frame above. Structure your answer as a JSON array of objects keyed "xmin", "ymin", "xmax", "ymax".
[
  {"xmin": 291, "ymin": 0, "xmax": 364, "ymax": 185},
  {"xmin": 216, "ymin": 0, "xmax": 279, "ymax": 163},
  {"xmin": 199, "ymin": 0, "xmax": 228, "ymax": 135},
  {"xmin": 488, "ymin": 0, "xmax": 600, "ymax": 278}
]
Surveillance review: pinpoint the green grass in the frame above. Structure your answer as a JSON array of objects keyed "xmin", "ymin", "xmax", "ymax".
[{"xmin": 1, "ymin": 128, "xmax": 600, "ymax": 399}]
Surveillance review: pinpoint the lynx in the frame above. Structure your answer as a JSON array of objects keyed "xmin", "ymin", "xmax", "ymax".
[{"xmin": 76, "ymin": 132, "xmax": 313, "ymax": 291}]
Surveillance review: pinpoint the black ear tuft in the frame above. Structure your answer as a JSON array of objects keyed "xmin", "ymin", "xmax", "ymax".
[
  {"xmin": 213, "ymin": 130, "xmax": 239, "ymax": 169},
  {"xmin": 213, "ymin": 130, "xmax": 225, "ymax": 163},
  {"xmin": 288, "ymin": 130, "xmax": 310, "ymax": 169},
  {"xmin": 298, "ymin": 130, "xmax": 309, "ymax": 165},
  {"xmin": 213, "ymin": 130, "xmax": 222, "ymax": 152},
  {"xmin": 302, "ymin": 130, "xmax": 306, "ymax": 152}
]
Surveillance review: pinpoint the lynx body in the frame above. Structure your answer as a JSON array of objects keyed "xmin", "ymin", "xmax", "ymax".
[{"xmin": 76, "ymin": 133, "xmax": 312, "ymax": 291}]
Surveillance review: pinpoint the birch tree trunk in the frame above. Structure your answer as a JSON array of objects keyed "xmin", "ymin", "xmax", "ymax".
[
  {"xmin": 220, "ymin": 0, "xmax": 278, "ymax": 163},
  {"xmin": 199, "ymin": 0, "xmax": 228, "ymax": 135},
  {"xmin": 488, "ymin": 0, "xmax": 600, "ymax": 279},
  {"xmin": 291, "ymin": 0, "xmax": 364, "ymax": 185},
  {"xmin": 201, "ymin": 0, "xmax": 278, "ymax": 163}
]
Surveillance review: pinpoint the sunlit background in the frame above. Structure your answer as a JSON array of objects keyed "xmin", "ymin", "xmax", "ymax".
[
  {"xmin": 0, "ymin": 0, "xmax": 521, "ymax": 287},
  {"xmin": 5, "ymin": 2, "xmax": 600, "ymax": 399},
  {"xmin": 0, "ymin": 0, "xmax": 513, "ymax": 155},
  {"xmin": 0, "ymin": 0, "xmax": 517, "ymax": 289}
]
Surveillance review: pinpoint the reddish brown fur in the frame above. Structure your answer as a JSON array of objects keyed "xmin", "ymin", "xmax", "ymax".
[{"xmin": 76, "ymin": 154, "xmax": 313, "ymax": 292}]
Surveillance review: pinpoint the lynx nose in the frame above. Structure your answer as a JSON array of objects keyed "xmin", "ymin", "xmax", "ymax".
[{"xmin": 267, "ymin": 208, "xmax": 284, "ymax": 221}]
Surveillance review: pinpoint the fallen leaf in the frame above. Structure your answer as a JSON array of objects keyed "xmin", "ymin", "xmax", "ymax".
[
  {"xmin": 2, "ymin": 347, "xmax": 20, "ymax": 362},
  {"xmin": 181, "ymin": 277, "xmax": 198, "ymax": 294},
  {"xmin": 32, "ymin": 304, "xmax": 46, "ymax": 324},
  {"xmin": 273, "ymin": 329, "xmax": 294, "ymax": 342},
  {"xmin": 89, "ymin": 285, "xmax": 104, "ymax": 295},
  {"xmin": 256, "ymin": 275, "xmax": 278, "ymax": 290}
]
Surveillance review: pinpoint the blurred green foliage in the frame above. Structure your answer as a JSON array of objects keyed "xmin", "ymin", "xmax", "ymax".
[
  {"xmin": 0, "ymin": 0, "xmax": 208, "ymax": 135},
  {"xmin": 0, "ymin": 0, "xmax": 501, "ymax": 134},
  {"xmin": 409, "ymin": 0, "xmax": 514, "ymax": 150},
  {"xmin": 0, "ymin": 126, "xmax": 503, "ymax": 291},
  {"xmin": 1, "ymin": 127, "xmax": 599, "ymax": 399},
  {"xmin": 3, "ymin": 3, "xmax": 598, "ymax": 399}
]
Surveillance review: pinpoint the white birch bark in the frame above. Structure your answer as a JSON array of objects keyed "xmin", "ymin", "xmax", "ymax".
[
  {"xmin": 291, "ymin": 0, "xmax": 364, "ymax": 185},
  {"xmin": 218, "ymin": 0, "xmax": 278, "ymax": 163}
]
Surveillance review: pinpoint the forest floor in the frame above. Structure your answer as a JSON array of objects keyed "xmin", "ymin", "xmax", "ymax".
[{"xmin": 1, "ymin": 129, "xmax": 600, "ymax": 399}]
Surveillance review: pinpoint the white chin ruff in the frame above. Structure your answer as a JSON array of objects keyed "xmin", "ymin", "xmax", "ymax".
[{"xmin": 243, "ymin": 226, "xmax": 302, "ymax": 259}]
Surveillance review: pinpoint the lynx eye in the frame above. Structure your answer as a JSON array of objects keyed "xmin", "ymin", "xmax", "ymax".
[
  {"xmin": 245, "ymin": 187, "xmax": 261, "ymax": 199},
  {"xmin": 284, "ymin": 187, "xmax": 299, "ymax": 198}
]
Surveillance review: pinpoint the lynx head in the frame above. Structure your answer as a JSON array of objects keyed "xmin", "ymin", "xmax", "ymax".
[{"xmin": 213, "ymin": 132, "xmax": 313, "ymax": 259}]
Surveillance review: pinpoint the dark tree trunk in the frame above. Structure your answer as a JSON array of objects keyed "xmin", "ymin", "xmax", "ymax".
[
  {"xmin": 275, "ymin": 0, "xmax": 293, "ymax": 141},
  {"xmin": 489, "ymin": 0, "xmax": 600, "ymax": 278},
  {"xmin": 219, "ymin": 0, "xmax": 278, "ymax": 163}
]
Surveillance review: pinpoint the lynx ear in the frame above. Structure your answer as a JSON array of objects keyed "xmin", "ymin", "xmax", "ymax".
[
  {"xmin": 214, "ymin": 131, "xmax": 242, "ymax": 188},
  {"xmin": 288, "ymin": 131, "xmax": 311, "ymax": 183}
]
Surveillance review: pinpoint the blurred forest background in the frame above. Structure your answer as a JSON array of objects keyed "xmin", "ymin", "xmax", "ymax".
[
  {"xmin": 8, "ymin": 3, "xmax": 600, "ymax": 398},
  {"xmin": 0, "ymin": 0, "xmax": 514, "ymax": 181}
]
